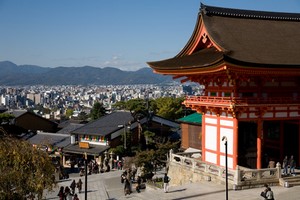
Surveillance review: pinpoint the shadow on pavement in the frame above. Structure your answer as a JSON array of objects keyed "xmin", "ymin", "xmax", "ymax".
[
  {"xmin": 172, "ymin": 189, "xmax": 225, "ymax": 200},
  {"xmin": 168, "ymin": 188, "xmax": 187, "ymax": 193}
]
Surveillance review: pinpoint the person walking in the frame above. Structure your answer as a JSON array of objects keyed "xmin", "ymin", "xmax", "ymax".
[
  {"xmin": 70, "ymin": 180, "xmax": 76, "ymax": 195},
  {"xmin": 265, "ymin": 187, "xmax": 275, "ymax": 200},
  {"xmin": 260, "ymin": 184, "xmax": 270, "ymax": 200},
  {"xmin": 65, "ymin": 186, "xmax": 72, "ymax": 200},
  {"xmin": 289, "ymin": 155, "xmax": 296, "ymax": 176},
  {"xmin": 282, "ymin": 156, "xmax": 288, "ymax": 175},
  {"xmin": 76, "ymin": 179, "xmax": 83, "ymax": 194},
  {"xmin": 57, "ymin": 186, "xmax": 65, "ymax": 200},
  {"xmin": 163, "ymin": 173, "xmax": 170, "ymax": 193}
]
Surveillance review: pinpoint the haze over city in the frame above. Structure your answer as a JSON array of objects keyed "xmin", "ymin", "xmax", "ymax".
[{"xmin": 1, "ymin": 0, "xmax": 300, "ymax": 71}]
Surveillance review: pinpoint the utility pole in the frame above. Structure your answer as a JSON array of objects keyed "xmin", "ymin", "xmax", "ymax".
[
  {"xmin": 222, "ymin": 136, "xmax": 228, "ymax": 200},
  {"xmin": 84, "ymin": 152, "xmax": 88, "ymax": 200}
]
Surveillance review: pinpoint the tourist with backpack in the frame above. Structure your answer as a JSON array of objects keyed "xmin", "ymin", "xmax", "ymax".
[{"xmin": 163, "ymin": 173, "xmax": 170, "ymax": 193}]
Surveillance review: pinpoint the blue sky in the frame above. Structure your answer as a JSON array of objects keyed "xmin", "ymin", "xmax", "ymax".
[{"xmin": 1, "ymin": 0, "xmax": 300, "ymax": 71}]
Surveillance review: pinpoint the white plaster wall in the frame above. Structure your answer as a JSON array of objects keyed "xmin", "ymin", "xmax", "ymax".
[
  {"xmin": 220, "ymin": 127, "xmax": 233, "ymax": 155},
  {"xmin": 205, "ymin": 125, "xmax": 217, "ymax": 151},
  {"xmin": 205, "ymin": 151, "xmax": 217, "ymax": 164},
  {"xmin": 249, "ymin": 113, "xmax": 257, "ymax": 118},
  {"xmin": 263, "ymin": 112, "xmax": 273, "ymax": 118},
  {"xmin": 275, "ymin": 112, "xmax": 287, "ymax": 117},
  {"xmin": 239, "ymin": 113, "xmax": 247, "ymax": 118},
  {"xmin": 205, "ymin": 117, "xmax": 217, "ymax": 124},
  {"xmin": 220, "ymin": 119, "xmax": 233, "ymax": 127},
  {"xmin": 275, "ymin": 107, "xmax": 287, "ymax": 110},
  {"xmin": 220, "ymin": 155, "xmax": 233, "ymax": 169},
  {"xmin": 290, "ymin": 112, "xmax": 300, "ymax": 117}
]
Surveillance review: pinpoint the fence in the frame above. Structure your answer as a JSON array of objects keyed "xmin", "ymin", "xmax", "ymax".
[{"xmin": 169, "ymin": 150, "xmax": 281, "ymax": 189}]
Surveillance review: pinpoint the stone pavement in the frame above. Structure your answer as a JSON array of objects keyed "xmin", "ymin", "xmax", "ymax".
[{"xmin": 44, "ymin": 170, "xmax": 300, "ymax": 200}]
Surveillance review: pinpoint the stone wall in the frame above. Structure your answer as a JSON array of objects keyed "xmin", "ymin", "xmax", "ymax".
[{"xmin": 168, "ymin": 162, "xmax": 231, "ymax": 187}]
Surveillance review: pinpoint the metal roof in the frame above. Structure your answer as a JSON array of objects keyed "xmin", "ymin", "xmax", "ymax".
[{"xmin": 177, "ymin": 112, "xmax": 202, "ymax": 124}]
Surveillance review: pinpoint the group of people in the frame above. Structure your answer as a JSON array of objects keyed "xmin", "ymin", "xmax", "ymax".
[
  {"xmin": 121, "ymin": 168, "xmax": 143, "ymax": 196},
  {"xmin": 79, "ymin": 160, "xmax": 112, "ymax": 176},
  {"xmin": 57, "ymin": 179, "xmax": 82, "ymax": 200},
  {"xmin": 282, "ymin": 155, "xmax": 297, "ymax": 176}
]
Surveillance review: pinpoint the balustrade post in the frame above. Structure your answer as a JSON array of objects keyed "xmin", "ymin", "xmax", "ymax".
[
  {"xmin": 205, "ymin": 164, "xmax": 209, "ymax": 173},
  {"xmin": 257, "ymin": 170, "xmax": 262, "ymax": 181},
  {"xmin": 192, "ymin": 159, "xmax": 196, "ymax": 172},
  {"xmin": 234, "ymin": 165, "xmax": 241, "ymax": 185},
  {"xmin": 276, "ymin": 162, "xmax": 282, "ymax": 178},
  {"xmin": 219, "ymin": 167, "xmax": 223, "ymax": 177},
  {"xmin": 169, "ymin": 149, "xmax": 173, "ymax": 161}
]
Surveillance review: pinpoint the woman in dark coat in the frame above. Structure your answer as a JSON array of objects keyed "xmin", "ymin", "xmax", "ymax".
[
  {"xmin": 77, "ymin": 179, "xmax": 83, "ymax": 194},
  {"xmin": 70, "ymin": 180, "xmax": 76, "ymax": 195},
  {"xmin": 57, "ymin": 186, "xmax": 65, "ymax": 200}
]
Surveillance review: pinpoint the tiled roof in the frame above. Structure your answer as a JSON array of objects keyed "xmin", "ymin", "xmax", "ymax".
[
  {"xmin": 71, "ymin": 111, "xmax": 134, "ymax": 136},
  {"xmin": 63, "ymin": 143, "xmax": 109, "ymax": 156},
  {"xmin": 202, "ymin": 5, "xmax": 300, "ymax": 66},
  {"xmin": 148, "ymin": 47, "xmax": 223, "ymax": 70},
  {"xmin": 148, "ymin": 4, "xmax": 300, "ymax": 71},
  {"xmin": 202, "ymin": 4, "xmax": 300, "ymax": 21},
  {"xmin": 27, "ymin": 132, "xmax": 70, "ymax": 148},
  {"xmin": 57, "ymin": 123, "xmax": 84, "ymax": 135}
]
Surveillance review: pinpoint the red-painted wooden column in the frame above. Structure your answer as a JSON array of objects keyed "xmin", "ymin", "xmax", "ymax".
[
  {"xmin": 257, "ymin": 119, "xmax": 262, "ymax": 169},
  {"xmin": 233, "ymin": 118, "xmax": 238, "ymax": 169},
  {"xmin": 202, "ymin": 115, "xmax": 206, "ymax": 162}
]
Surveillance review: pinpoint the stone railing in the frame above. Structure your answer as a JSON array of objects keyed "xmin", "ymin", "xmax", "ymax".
[
  {"xmin": 235, "ymin": 164, "xmax": 281, "ymax": 188},
  {"xmin": 169, "ymin": 150, "xmax": 281, "ymax": 189}
]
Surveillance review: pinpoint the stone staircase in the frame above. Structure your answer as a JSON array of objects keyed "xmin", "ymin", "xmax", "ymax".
[{"xmin": 279, "ymin": 173, "xmax": 300, "ymax": 187}]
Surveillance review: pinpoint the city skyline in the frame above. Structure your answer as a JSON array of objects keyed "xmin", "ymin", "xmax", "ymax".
[{"xmin": 1, "ymin": 0, "xmax": 300, "ymax": 71}]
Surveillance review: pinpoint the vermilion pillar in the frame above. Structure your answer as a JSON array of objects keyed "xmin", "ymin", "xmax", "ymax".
[{"xmin": 257, "ymin": 119, "xmax": 262, "ymax": 169}]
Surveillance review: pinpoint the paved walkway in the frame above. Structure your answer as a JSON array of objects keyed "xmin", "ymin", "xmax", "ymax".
[{"xmin": 44, "ymin": 170, "xmax": 300, "ymax": 200}]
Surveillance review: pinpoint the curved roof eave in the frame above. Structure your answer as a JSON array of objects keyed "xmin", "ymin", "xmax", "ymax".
[
  {"xmin": 175, "ymin": 7, "xmax": 226, "ymax": 57},
  {"xmin": 223, "ymin": 55, "xmax": 300, "ymax": 69},
  {"xmin": 150, "ymin": 61, "xmax": 226, "ymax": 76},
  {"xmin": 147, "ymin": 47, "xmax": 225, "ymax": 73}
]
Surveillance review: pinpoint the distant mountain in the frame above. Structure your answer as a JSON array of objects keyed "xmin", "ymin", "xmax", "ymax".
[{"xmin": 0, "ymin": 61, "xmax": 173, "ymax": 85}]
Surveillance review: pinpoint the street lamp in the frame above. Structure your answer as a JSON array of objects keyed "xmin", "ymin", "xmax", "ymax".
[
  {"xmin": 84, "ymin": 152, "xmax": 88, "ymax": 200},
  {"xmin": 222, "ymin": 136, "xmax": 228, "ymax": 200}
]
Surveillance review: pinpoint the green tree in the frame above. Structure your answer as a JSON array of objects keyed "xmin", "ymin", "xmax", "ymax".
[
  {"xmin": 143, "ymin": 130, "xmax": 155, "ymax": 146},
  {"xmin": 134, "ymin": 149, "xmax": 156, "ymax": 178},
  {"xmin": 0, "ymin": 113, "xmax": 14, "ymax": 124},
  {"xmin": 113, "ymin": 101, "xmax": 127, "ymax": 110},
  {"xmin": 124, "ymin": 99, "xmax": 148, "ymax": 119},
  {"xmin": 113, "ymin": 97, "xmax": 188, "ymax": 121},
  {"xmin": 133, "ymin": 140, "xmax": 180, "ymax": 180},
  {"xmin": 65, "ymin": 108, "xmax": 74, "ymax": 119},
  {"xmin": 90, "ymin": 102, "xmax": 106, "ymax": 120},
  {"xmin": 0, "ymin": 137, "xmax": 56, "ymax": 199},
  {"xmin": 78, "ymin": 111, "xmax": 88, "ymax": 121},
  {"xmin": 153, "ymin": 97, "xmax": 185, "ymax": 120}
]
